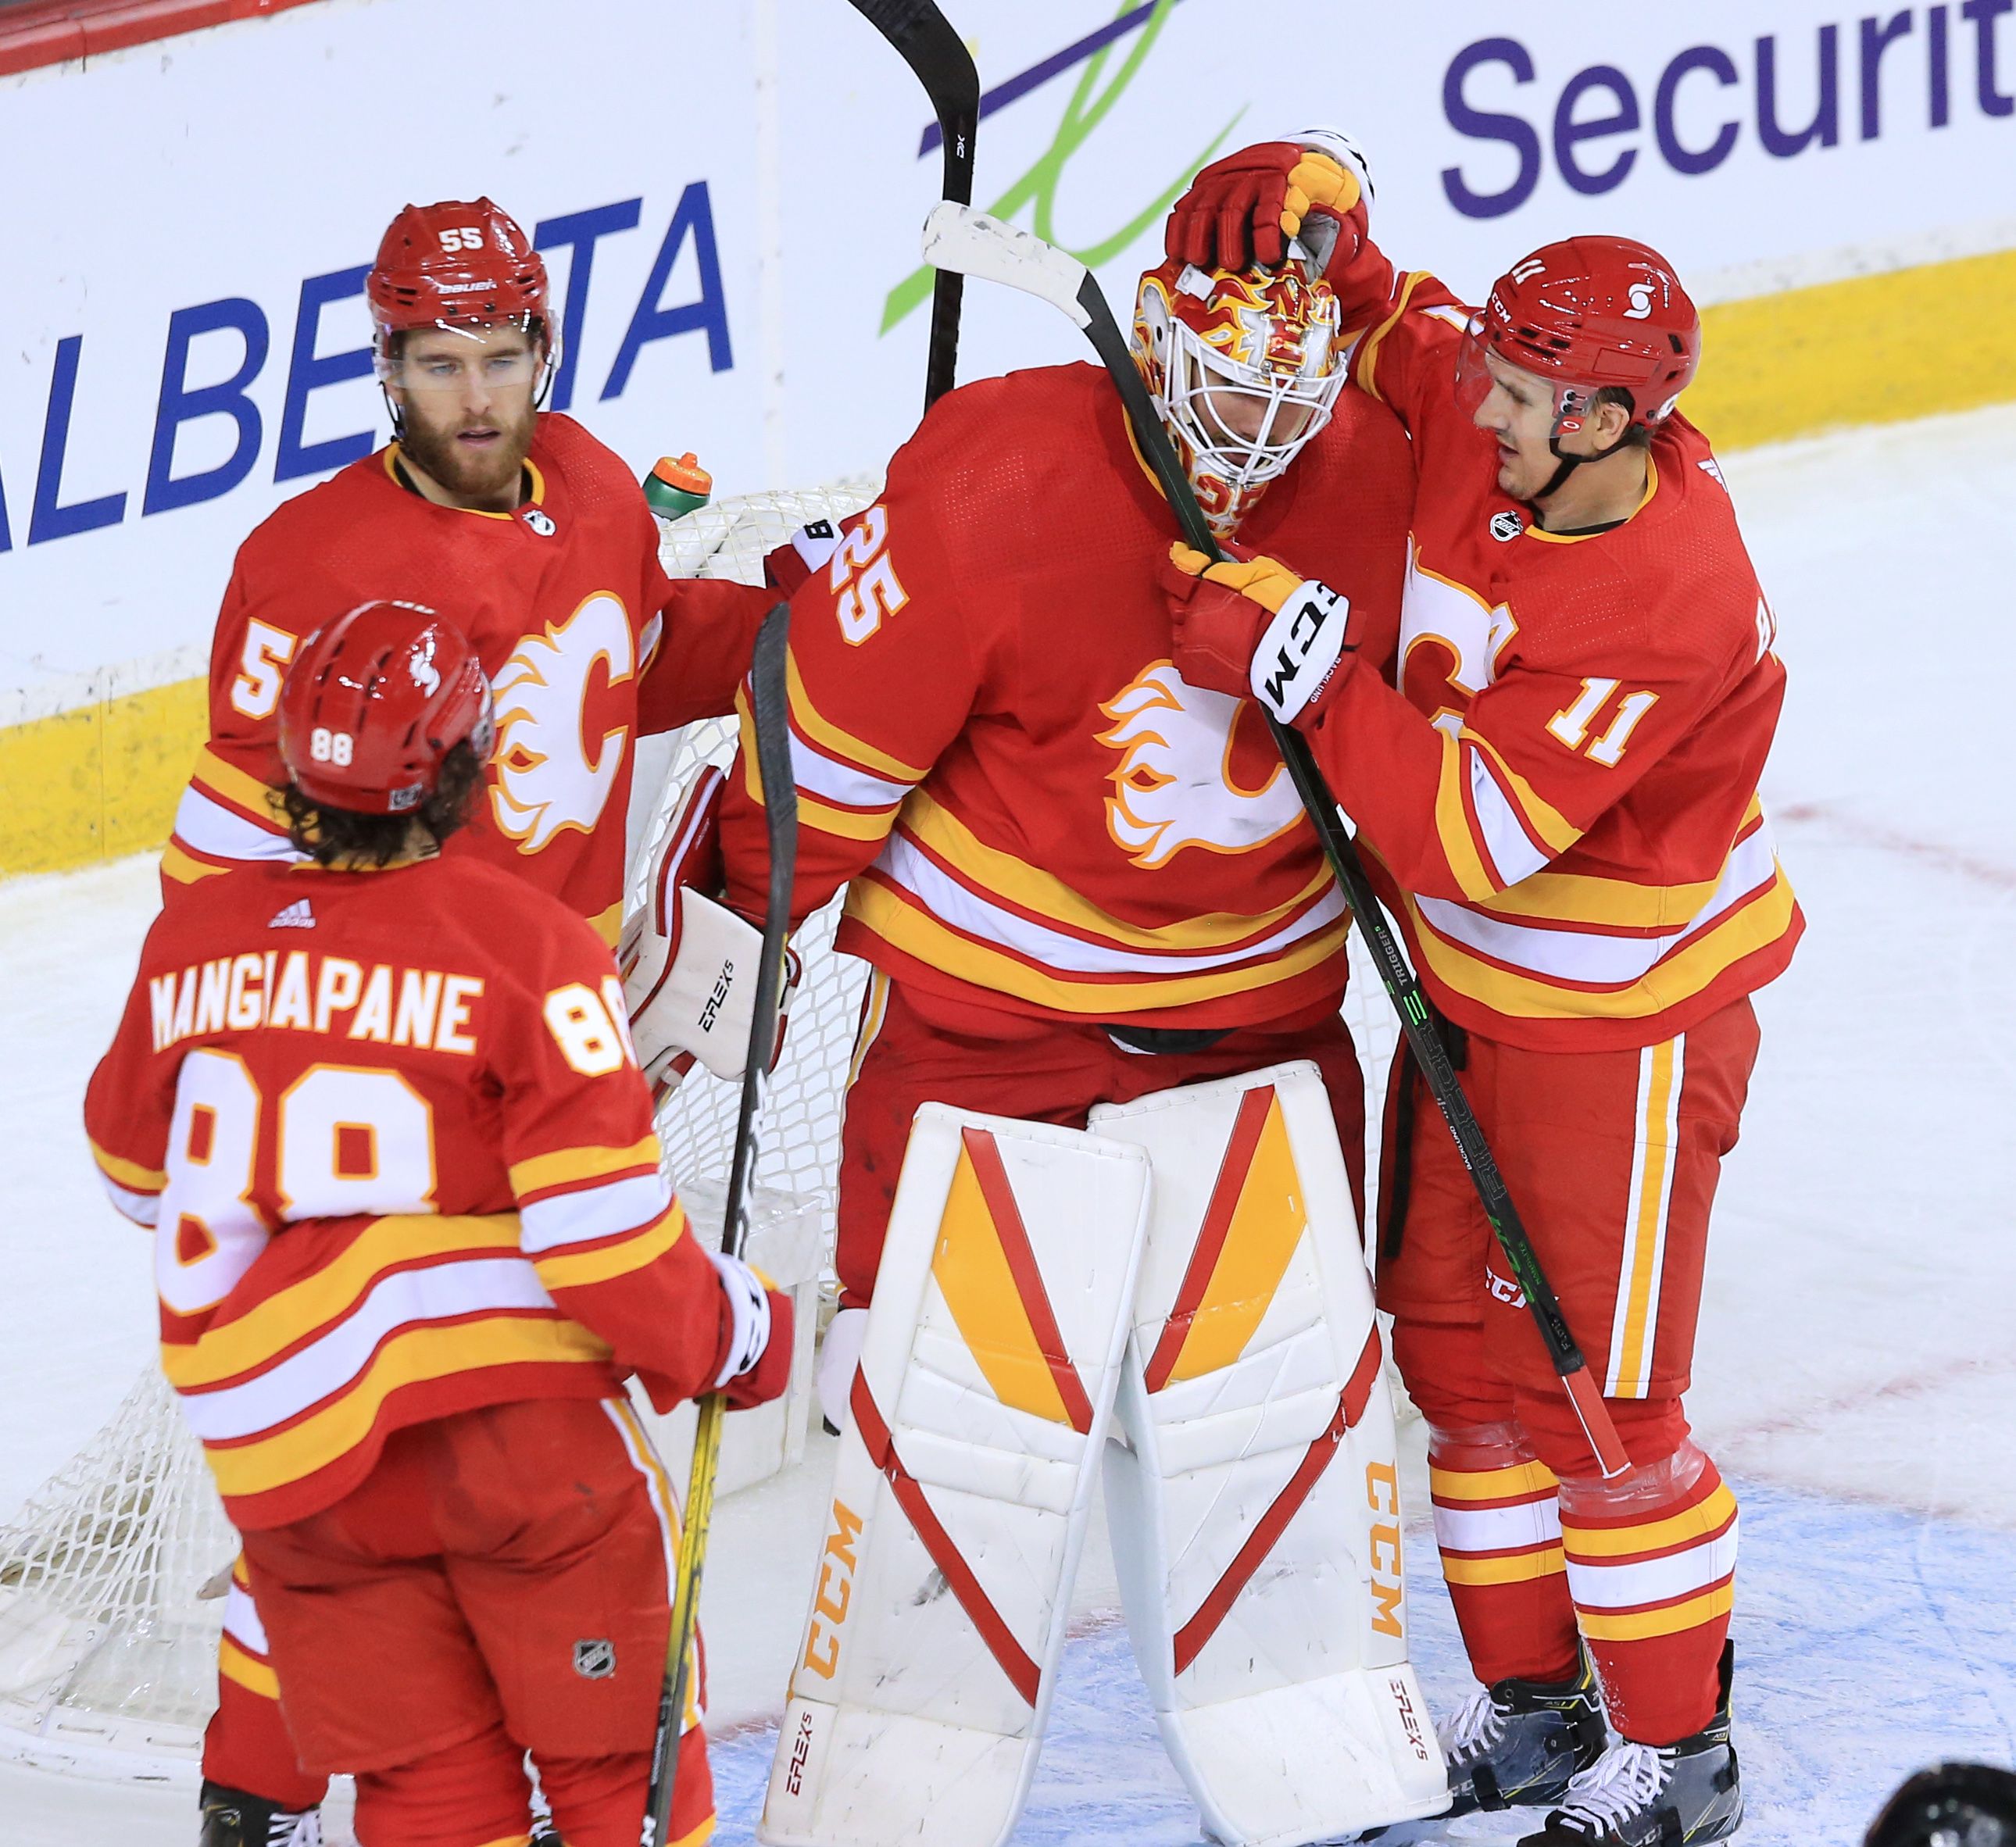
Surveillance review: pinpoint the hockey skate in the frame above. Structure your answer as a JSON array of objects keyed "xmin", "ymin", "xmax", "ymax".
[
  {"xmin": 197, "ymin": 1781, "xmax": 322, "ymax": 1847},
  {"xmin": 1439, "ymin": 1651, "xmax": 1607, "ymax": 1816},
  {"xmin": 1519, "ymin": 1645, "xmax": 1741, "ymax": 1845}
]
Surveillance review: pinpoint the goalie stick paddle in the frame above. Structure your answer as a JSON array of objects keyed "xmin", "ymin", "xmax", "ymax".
[
  {"xmin": 643, "ymin": 602, "xmax": 799, "ymax": 1845},
  {"xmin": 922, "ymin": 203, "xmax": 1630, "ymax": 1480},
  {"xmin": 849, "ymin": 0, "xmax": 979, "ymax": 409}
]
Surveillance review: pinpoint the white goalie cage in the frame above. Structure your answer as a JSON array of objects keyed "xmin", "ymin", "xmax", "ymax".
[{"xmin": 0, "ymin": 473, "xmax": 1404, "ymax": 1785}]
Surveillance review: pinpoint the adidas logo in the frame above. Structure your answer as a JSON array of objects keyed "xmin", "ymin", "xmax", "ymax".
[{"xmin": 268, "ymin": 900, "xmax": 316, "ymax": 930}]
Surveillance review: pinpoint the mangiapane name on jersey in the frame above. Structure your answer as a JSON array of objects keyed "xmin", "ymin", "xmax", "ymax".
[{"xmin": 148, "ymin": 949, "xmax": 486, "ymax": 1056}]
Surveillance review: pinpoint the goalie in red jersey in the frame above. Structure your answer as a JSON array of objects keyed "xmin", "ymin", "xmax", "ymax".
[
  {"xmin": 1159, "ymin": 134, "xmax": 1804, "ymax": 1847},
  {"xmin": 161, "ymin": 195, "xmax": 780, "ymax": 1847},
  {"xmin": 87, "ymin": 602, "xmax": 790, "ymax": 1847},
  {"xmin": 715, "ymin": 240, "xmax": 1460, "ymax": 1846}
]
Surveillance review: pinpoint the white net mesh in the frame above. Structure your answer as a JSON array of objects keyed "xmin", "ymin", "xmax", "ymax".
[
  {"xmin": 0, "ymin": 1366, "xmax": 235, "ymax": 1776},
  {"xmin": 0, "ymin": 472, "xmax": 1406, "ymax": 1781},
  {"xmin": 641, "ymin": 473, "xmax": 886, "ymax": 1225}
]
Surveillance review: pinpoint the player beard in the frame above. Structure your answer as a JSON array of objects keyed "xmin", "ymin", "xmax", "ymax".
[{"xmin": 399, "ymin": 395, "xmax": 538, "ymax": 509}]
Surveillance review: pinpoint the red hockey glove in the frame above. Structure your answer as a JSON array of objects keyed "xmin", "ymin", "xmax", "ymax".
[
  {"xmin": 1163, "ymin": 542, "xmax": 1358, "ymax": 728},
  {"xmin": 1165, "ymin": 142, "xmax": 1364, "ymax": 273},
  {"xmin": 708, "ymin": 1248, "xmax": 797, "ymax": 1411}
]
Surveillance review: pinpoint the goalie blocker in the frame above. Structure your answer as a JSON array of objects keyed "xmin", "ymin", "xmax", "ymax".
[
  {"xmin": 621, "ymin": 764, "xmax": 799, "ymax": 1097},
  {"xmin": 760, "ymin": 1066, "xmax": 1446, "ymax": 1847}
]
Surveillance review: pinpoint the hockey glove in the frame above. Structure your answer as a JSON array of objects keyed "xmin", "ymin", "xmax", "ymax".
[
  {"xmin": 620, "ymin": 765, "xmax": 799, "ymax": 1100},
  {"xmin": 707, "ymin": 1247, "xmax": 795, "ymax": 1411},
  {"xmin": 1165, "ymin": 140, "xmax": 1365, "ymax": 273},
  {"xmin": 1163, "ymin": 542, "xmax": 1357, "ymax": 727}
]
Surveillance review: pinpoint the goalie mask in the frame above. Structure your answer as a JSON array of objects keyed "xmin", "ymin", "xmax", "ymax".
[{"xmin": 1133, "ymin": 257, "xmax": 1348, "ymax": 535}]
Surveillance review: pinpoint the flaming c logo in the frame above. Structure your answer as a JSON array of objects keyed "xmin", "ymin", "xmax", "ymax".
[
  {"xmin": 490, "ymin": 593, "xmax": 634, "ymax": 853},
  {"xmin": 1096, "ymin": 662, "xmax": 1302, "ymax": 869}
]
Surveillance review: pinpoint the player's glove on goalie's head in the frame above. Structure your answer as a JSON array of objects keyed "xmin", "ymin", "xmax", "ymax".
[
  {"xmin": 1165, "ymin": 138, "xmax": 1368, "ymax": 275},
  {"xmin": 1161, "ymin": 542, "xmax": 1359, "ymax": 728},
  {"xmin": 706, "ymin": 1248, "xmax": 795, "ymax": 1412}
]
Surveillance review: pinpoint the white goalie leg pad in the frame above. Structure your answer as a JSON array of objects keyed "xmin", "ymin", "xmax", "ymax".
[
  {"xmin": 1091, "ymin": 1063, "xmax": 1449, "ymax": 1845},
  {"xmin": 760, "ymin": 1102, "xmax": 1152, "ymax": 1847}
]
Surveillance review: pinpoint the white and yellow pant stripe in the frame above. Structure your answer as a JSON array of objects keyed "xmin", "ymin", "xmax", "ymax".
[{"xmin": 1607, "ymin": 1034, "xmax": 1686, "ymax": 1399}]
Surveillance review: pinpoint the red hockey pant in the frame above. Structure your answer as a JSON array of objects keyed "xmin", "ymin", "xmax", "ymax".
[
  {"xmin": 235, "ymin": 1396, "xmax": 712, "ymax": 1847},
  {"xmin": 1378, "ymin": 998, "xmax": 1759, "ymax": 1745},
  {"xmin": 835, "ymin": 974, "xmax": 1367, "ymax": 1308}
]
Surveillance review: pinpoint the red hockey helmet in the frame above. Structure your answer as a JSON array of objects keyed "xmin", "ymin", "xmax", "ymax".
[
  {"xmin": 278, "ymin": 601, "xmax": 494, "ymax": 816},
  {"xmin": 1461, "ymin": 235, "xmax": 1700, "ymax": 429},
  {"xmin": 367, "ymin": 197, "xmax": 549, "ymax": 340}
]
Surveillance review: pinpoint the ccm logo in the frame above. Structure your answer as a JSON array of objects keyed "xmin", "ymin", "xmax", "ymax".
[
  {"xmin": 1367, "ymin": 1462, "xmax": 1404, "ymax": 1639},
  {"xmin": 1257, "ymin": 582, "xmax": 1344, "ymax": 713},
  {"xmin": 698, "ymin": 960, "xmax": 735, "ymax": 1034},
  {"xmin": 1389, "ymin": 1675, "xmax": 1433, "ymax": 1763},
  {"xmin": 800, "ymin": 1498, "xmax": 863, "ymax": 1681},
  {"xmin": 785, "ymin": 1708, "xmax": 816, "ymax": 1795}
]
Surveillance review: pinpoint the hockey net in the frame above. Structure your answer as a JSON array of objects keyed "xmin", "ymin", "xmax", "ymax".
[{"xmin": 0, "ymin": 473, "xmax": 1402, "ymax": 1783}]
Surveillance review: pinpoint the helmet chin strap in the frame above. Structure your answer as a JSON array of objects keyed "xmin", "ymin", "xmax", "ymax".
[{"xmin": 1531, "ymin": 422, "xmax": 1637, "ymax": 510}]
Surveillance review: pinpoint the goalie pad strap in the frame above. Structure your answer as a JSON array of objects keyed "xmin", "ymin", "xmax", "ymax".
[
  {"xmin": 959, "ymin": 1127, "xmax": 1096, "ymax": 1434},
  {"xmin": 1171, "ymin": 1322, "xmax": 1383, "ymax": 1675},
  {"xmin": 850, "ymin": 1372, "xmax": 1042, "ymax": 1707}
]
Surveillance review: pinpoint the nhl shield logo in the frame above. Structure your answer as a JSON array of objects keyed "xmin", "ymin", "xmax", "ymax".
[
  {"xmin": 1488, "ymin": 509, "xmax": 1524, "ymax": 542},
  {"xmin": 574, "ymin": 1638, "xmax": 617, "ymax": 1680},
  {"xmin": 522, "ymin": 506, "xmax": 558, "ymax": 538}
]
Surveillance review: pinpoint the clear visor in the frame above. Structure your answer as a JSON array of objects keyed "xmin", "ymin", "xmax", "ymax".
[
  {"xmin": 376, "ymin": 316, "xmax": 552, "ymax": 395},
  {"xmin": 1164, "ymin": 321, "xmax": 1346, "ymax": 496},
  {"xmin": 1455, "ymin": 320, "xmax": 1593, "ymax": 430}
]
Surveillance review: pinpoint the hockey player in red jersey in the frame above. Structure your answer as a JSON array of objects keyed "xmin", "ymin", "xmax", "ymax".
[
  {"xmin": 166, "ymin": 195, "xmax": 769, "ymax": 949},
  {"xmin": 159, "ymin": 196, "xmax": 777, "ymax": 1846},
  {"xmin": 720, "ymin": 251, "xmax": 1413, "ymax": 1391},
  {"xmin": 720, "ymin": 248, "xmax": 1460, "ymax": 1847},
  {"xmin": 87, "ymin": 602, "xmax": 791, "ymax": 1847},
  {"xmin": 1160, "ymin": 135, "xmax": 1803, "ymax": 1846}
]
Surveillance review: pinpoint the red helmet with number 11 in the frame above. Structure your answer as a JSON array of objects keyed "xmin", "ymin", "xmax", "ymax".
[
  {"xmin": 278, "ymin": 601, "xmax": 494, "ymax": 816},
  {"xmin": 1459, "ymin": 234, "xmax": 1700, "ymax": 436}
]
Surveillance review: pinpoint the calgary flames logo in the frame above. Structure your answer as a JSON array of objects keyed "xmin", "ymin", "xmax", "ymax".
[
  {"xmin": 490, "ymin": 592, "xmax": 634, "ymax": 854},
  {"xmin": 1096, "ymin": 662, "xmax": 1302, "ymax": 869}
]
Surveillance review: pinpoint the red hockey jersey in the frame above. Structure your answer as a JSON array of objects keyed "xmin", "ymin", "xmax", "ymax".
[
  {"xmin": 165, "ymin": 415, "xmax": 769, "ymax": 943},
  {"xmin": 1295, "ymin": 238, "xmax": 1803, "ymax": 1051},
  {"xmin": 717, "ymin": 361, "xmax": 1414, "ymax": 1031},
  {"xmin": 85, "ymin": 853, "xmax": 730, "ymax": 1529}
]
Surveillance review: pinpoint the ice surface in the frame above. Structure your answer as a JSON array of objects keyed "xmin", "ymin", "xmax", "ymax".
[{"xmin": 4, "ymin": 405, "xmax": 2013, "ymax": 1843}]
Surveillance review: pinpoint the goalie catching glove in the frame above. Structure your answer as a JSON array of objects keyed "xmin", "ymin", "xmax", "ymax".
[
  {"xmin": 1162, "ymin": 541, "xmax": 1361, "ymax": 727},
  {"xmin": 620, "ymin": 764, "xmax": 799, "ymax": 1099}
]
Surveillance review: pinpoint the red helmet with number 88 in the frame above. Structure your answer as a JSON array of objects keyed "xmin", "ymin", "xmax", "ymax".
[{"xmin": 278, "ymin": 601, "xmax": 494, "ymax": 816}]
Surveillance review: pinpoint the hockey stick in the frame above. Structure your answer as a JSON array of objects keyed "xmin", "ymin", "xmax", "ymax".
[
  {"xmin": 643, "ymin": 602, "xmax": 800, "ymax": 1844},
  {"xmin": 921, "ymin": 205, "xmax": 1629, "ymax": 1478},
  {"xmin": 848, "ymin": 0, "xmax": 979, "ymax": 407}
]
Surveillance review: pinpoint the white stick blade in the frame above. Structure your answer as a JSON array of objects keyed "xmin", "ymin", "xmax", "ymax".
[{"xmin": 921, "ymin": 202, "xmax": 1092, "ymax": 327}]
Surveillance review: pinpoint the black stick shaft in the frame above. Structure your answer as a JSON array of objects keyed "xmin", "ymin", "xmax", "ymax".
[
  {"xmin": 849, "ymin": 0, "xmax": 979, "ymax": 409},
  {"xmin": 642, "ymin": 604, "xmax": 799, "ymax": 1844}
]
